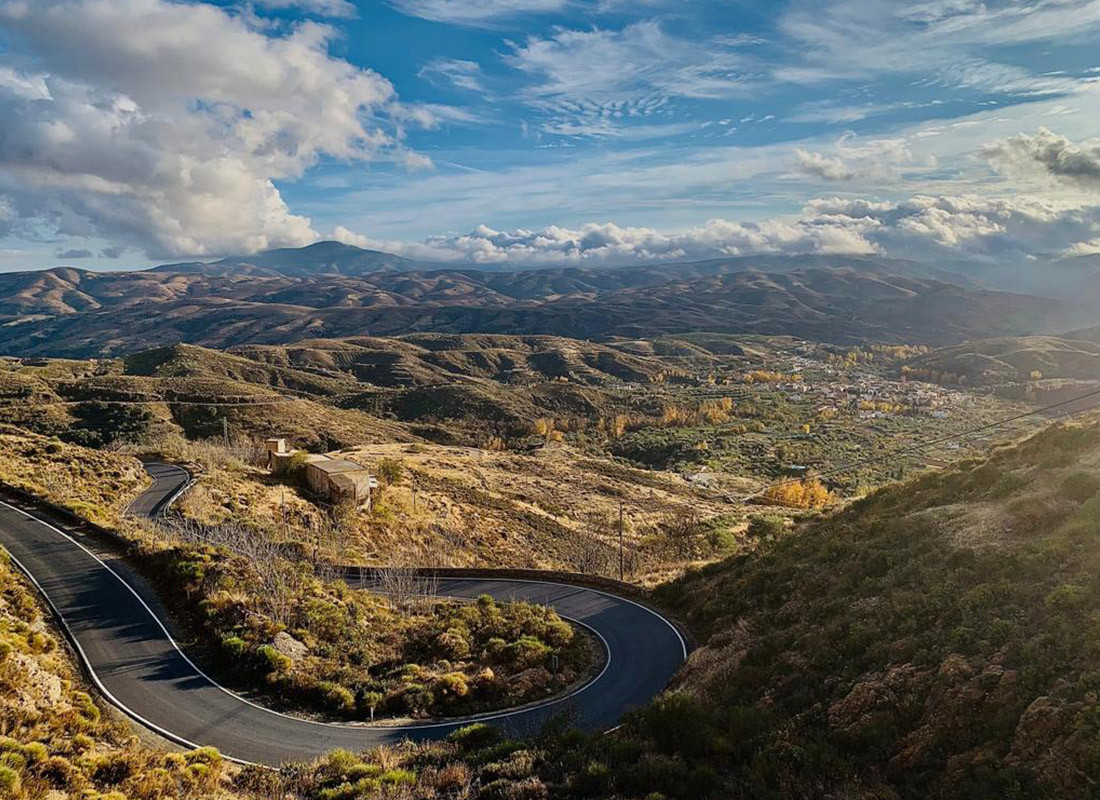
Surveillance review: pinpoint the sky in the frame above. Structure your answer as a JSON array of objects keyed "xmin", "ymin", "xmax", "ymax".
[{"xmin": 1, "ymin": 0, "xmax": 1100, "ymax": 272}]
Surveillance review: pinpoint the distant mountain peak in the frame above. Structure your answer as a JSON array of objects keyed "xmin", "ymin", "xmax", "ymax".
[{"xmin": 150, "ymin": 241, "xmax": 413, "ymax": 278}]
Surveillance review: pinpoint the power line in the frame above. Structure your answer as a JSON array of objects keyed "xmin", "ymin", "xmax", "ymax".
[{"xmin": 739, "ymin": 384, "xmax": 1100, "ymax": 504}]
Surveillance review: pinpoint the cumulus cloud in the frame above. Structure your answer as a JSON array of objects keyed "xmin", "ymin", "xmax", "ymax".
[
  {"xmin": 336, "ymin": 212, "xmax": 884, "ymax": 265},
  {"xmin": 795, "ymin": 135, "xmax": 919, "ymax": 181},
  {"xmin": 0, "ymin": 0, "xmax": 423, "ymax": 258},
  {"xmin": 795, "ymin": 150, "xmax": 858, "ymax": 180},
  {"xmin": 334, "ymin": 193, "xmax": 1100, "ymax": 268},
  {"xmin": 1064, "ymin": 239, "xmax": 1100, "ymax": 257},
  {"xmin": 981, "ymin": 127, "xmax": 1100, "ymax": 192}
]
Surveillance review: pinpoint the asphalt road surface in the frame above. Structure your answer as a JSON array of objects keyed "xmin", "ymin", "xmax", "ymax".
[{"xmin": 0, "ymin": 462, "xmax": 687, "ymax": 766}]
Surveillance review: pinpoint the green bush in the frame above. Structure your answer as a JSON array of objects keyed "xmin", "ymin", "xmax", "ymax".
[
  {"xmin": 434, "ymin": 627, "xmax": 472, "ymax": 660},
  {"xmin": 377, "ymin": 457, "xmax": 405, "ymax": 485},
  {"xmin": 434, "ymin": 672, "xmax": 470, "ymax": 699},
  {"xmin": 319, "ymin": 682, "xmax": 355, "ymax": 711},
  {"xmin": 448, "ymin": 723, "xmax": 500, "ymax": 750},
  {"xmin": 256, "ymin": 645, "xmax": 292, "ymax": 676},
  {"xmin": 747, "ymin": 515, "xmax": 786, "ymax": 539},
  {"xmin": 221, "ymin": 635, "xmax": 248, "ymax": 660},
  {"xmin": 505, "ymin": 636, "xmax": 551, "ymax": 668},
  {"xmin": 0, "ymin": 765, "xmax": 20, "ymax": 794}
]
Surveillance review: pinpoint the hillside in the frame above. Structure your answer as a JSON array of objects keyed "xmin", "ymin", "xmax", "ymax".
[
  {"xmin": 0, "ymin": 248, "xmax": 1084, "ymax": 357},
  {"xmin": 911, "ymin": 335, "xmax": 1100, "ymax": 385},
  {"xmin": 0, "ymin": 345, "xmax": 412, "ymax": 450},
  {"xmin": 648, "ymin": 417, "xmax": 1100, "ymax": 798},
  {"xmin": 230, "ymin": 333, "xmax": 672, "ymax": 388}
]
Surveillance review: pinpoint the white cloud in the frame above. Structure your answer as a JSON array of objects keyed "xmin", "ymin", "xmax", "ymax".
[
  {"xmin": 0, "ymin": 0, "xmax": 424, "ymax": 258},
  {"xmin": 390, "ymin": 0, "xmax": 567, "ymax": 25},
  {"xmin": 333, "ymin": 192, "xmax": 1100, "ymax": 269},
  {"xmin": 250, "ymin": 0, "xmax": 357, "ymax": 18},
  {"xmin": 504, "ymin": 21, "xmax": 752, "ymax": 137},
  {"xmin": 981, "ymin": 127, "xmax": 1100, "ymax": 192},
  {"xmin": 337, "ymin": 211, "xmax": 884, "ymax": 265},
  {"xmin": 796, "ymin": 149, "xmax": 857, "ymax": 180},
  {"xmin": 1064, "ymin": 238, "xmax": 1100, "ymax": 257},
  {"xmin": 795, "ymin": 135, "xmax": 922, "ymax": 181},
  {"xmin": 778, "ymin": 0, "xmax": 1100, "ymax": 96},
  {"xmin": 508, "ymin": 21, "xmax": 749, "ymax": 102},
  {"xmin": 419, "ymin": 58, "xmax": 486, "ymax": 92}
]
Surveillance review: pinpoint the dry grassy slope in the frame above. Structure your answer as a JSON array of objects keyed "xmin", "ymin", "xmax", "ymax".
[
  {"xmin": 176, "ymin": 439, "xmax": 738, "ymax": 583},
  {"xmin": 340, "ymin": 442, "xmax": 735, "ymax": 581},
  {"xmin": 124, "ymin": 344, "xmax": 357, "ymax": 396},
  {"xmin": 0, "ymin": 351, "xmax": 415, "ymax": 451},
  {"xmin": 913, "ymin": 335, "xmax": 1100, "ymax": 385},
  {"xmin": 0, "ymin": 428, "xmax": 148, "ymax": 526},
  {"xmin": 657, "ymin": 416, "xmax": 1100, "ymax": 799}
]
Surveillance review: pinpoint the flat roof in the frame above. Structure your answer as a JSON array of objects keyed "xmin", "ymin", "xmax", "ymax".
[{"xmin": 307, "ymin": 459, "xmax": 368, "ymax": 475}]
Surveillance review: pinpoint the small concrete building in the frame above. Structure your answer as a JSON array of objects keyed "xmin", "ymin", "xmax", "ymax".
[
  {"xmin": 264, "ymin": 438, "xmax": 375, "ymax": 507},
  {"xmin": 265, "ymin": 438, "xmax": 289, "ymax": 471},
  {"xmin": 305, "ymin": 458, "xmax": 375, "ymax": 506}
]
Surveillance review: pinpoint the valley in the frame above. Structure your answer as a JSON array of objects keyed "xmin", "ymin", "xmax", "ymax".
[{"xmin": 3, "ymin": 245, "xmax": 1100, "ymax": 800}]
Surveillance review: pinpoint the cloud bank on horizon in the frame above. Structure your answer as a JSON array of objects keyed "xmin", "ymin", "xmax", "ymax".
[{"xmin": 0, "ymin": 0, "xmax": 1099, "ymax": 270}]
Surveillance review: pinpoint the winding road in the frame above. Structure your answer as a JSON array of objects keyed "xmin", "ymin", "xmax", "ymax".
[{"xmin": 0, "ymin": 462, "xmax": 687, "ymax": 766}]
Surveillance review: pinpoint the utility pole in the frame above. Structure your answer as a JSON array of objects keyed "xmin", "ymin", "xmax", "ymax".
[
  {"xmin": 222, "ymin": 416, "xmax": 229, "ymax": 447},
  {"xmin": 618, "ymin": 502, "xmax": 625, "ymax": 582}
]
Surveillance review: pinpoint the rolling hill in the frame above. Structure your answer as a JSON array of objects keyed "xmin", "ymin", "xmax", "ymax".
[
  {"xmin": 0, "ymin": 245, "xmax": 1084, "ymax": 357},
  {"xmin": 652, "ymin": 416, "xmax": 1100, "ymax": 798},
  {"xmin": 912, "ymin": 335, "xmax": 1100, "ymax": 385}
]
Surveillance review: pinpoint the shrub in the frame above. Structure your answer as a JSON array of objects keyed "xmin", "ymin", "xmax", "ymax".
[
  {"xmin": 320, "ymin": 682, "xmax": 356, "ymax": 712},
  {"xmin": 356, "ymin": 690, "xmax": 384, "ymax": 716},
  {"xmin": 380, "ymin": 768, "xmax": 417, "ymax": 785},
  {"xmin": 569, "ymin": 761, "xmax": 611, "ymax": 797},
  {"xmin": 285, "ymin": 450, "xmax": 310, "ymax": 479},
  {"xmin": 0, "ymin": 765, "xmax": 20, "ymax": 795},
  {"xmin": 747, "ymin": 515, "xmax": 786, "ymax": 539},
  {"xmin": 1061, "ymin": 472, "xmax": 1100, "ymax": 504},
  {"xmin": 256, "ymin": 644, "xmax": 292, "ymax": 676},
  {"xmin": 404, "ymin": 686, "xmax": 436, "ymax": 714},
  {"xmin": 435, "ymin": 628, "xmax": 472, "ymax": 660},
  {"xmin": 448, "ymin": 723, "xmax": 500, "ymax": 750},
  {"xmin": 377, "ymin": 457, "xmax": 405, "ymax": 486},
  {"xmin": 89, "ymin": 753, "xmax": 133, "ymax": 785},
  {"xmin": 434, "ymin": 672, "xmax": 470, "ymax": 699},
  {"xmin": 221, "ymin": 635, "xmax": 248, "ymax": 660},
  {"xmin": 1046, "ymin": 583, "xmax": 1087, "ymax": 609},
  {"xmin": 20, "ymin": 742, "xmax": 47, "ymax": 764},
  {"xmin": 506, "ymin": 636, "xmax": 552, "ymax": 668}
]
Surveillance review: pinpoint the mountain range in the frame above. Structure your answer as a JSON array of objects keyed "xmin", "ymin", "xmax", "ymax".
[{"xmin": 0, "ymin": 242, "xmax": 1093, "ymax": 357}]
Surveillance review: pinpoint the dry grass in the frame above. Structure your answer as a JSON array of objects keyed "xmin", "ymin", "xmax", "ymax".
[{"xmin": 0, "ymin": 427, "xmax": 149, "ymax": 526}]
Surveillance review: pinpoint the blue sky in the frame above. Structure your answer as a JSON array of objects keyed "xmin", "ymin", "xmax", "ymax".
[{"xmin": 1, "ymin": 0, "xmax": 1100, "ymax": 270}]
